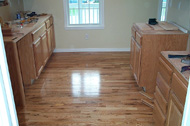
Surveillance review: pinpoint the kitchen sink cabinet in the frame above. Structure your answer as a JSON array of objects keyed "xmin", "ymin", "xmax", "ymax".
[{"xmin": 130, "ymin": 23, "xmax": 188, "ymax": 93}]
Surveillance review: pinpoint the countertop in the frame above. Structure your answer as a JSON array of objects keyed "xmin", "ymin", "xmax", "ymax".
[
  {"xmin": 3, "ymin": 15, "xmax": 51, "ymax": 43},
  {"xmin": 134, "ymin": 23, "xmax": 187, "ymax": 35},
  {"xmin": 161, "ymin": 51, "xmax": 190, "ymax": 83}
]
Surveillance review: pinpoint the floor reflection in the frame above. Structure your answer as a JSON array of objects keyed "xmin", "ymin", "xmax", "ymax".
[{"xmin": 71, "ymin": 71, "xmax": 100, "ymax": 97}]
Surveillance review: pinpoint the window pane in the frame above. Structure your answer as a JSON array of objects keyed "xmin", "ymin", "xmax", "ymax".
[
  {"xmin": 68, "ymin": 0, "xmax": 100, "ymax": 25},
  {"xmin": 69, "ymin": 0, "xmax": 79, "ymax": 24},
  {"xmin": 90, "ymin": 0, "xmax": 99, "ymax": 24}
]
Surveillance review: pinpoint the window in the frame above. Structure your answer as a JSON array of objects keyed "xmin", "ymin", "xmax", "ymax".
[
  {"xmin": 160, "ymin": 0, "xmax": 168, "ymax": 21},
  {"xmin": 63, "ymin": 0, "xmax": 104, "ymax": 29}
]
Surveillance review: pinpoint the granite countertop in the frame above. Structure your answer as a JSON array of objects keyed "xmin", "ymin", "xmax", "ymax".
[
  {"xmin": 3, "ymin": 14, "xmax": 51, "ymax": 43},
  {"xmin": 161, "ymin": 51, "xmax": 190, "ymax": 82}
]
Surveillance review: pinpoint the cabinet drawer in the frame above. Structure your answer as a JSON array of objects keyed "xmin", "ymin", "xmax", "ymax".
[
  {"xmin": 155, "ymin": 86, "xmax": 168, "ymax": 115},
  {"xmin": 159, "ymin": 57, "xmax": 173, "ymax": 84},
  {"xmin": 135, "ymin": 32, "xmax": 142, "ymax": 45},
  {"xmin": 171, "ymin": 73, "xmax": 187, "ymax": 105},
  {"xmin": 156, "ymin": 72, "xmax": 171, "ymax": 101},
  {"xmin": 32, "ymin": 23, "xmax": 46, "ymax": 42},
  {"xmin": 45, "ymin": 19, "xmax": 51, "ymax": 29},
  {"xmin": 153, "ymin": 100, "xmax": 166, "ymax": 126},
  {"xmin": 131, "ymin": 27, "xmax": 136, "ymax": 38}
]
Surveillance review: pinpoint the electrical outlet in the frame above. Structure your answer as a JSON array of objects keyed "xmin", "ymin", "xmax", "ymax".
[{"xmin": 85, "ymin": 33, "xmax": 89, "ymax": 40}]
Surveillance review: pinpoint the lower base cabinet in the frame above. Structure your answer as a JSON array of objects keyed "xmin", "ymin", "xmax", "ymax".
[
  {"xmin": 166, "ymin": 92, "xmax": 183, "ymax": 126},
  {"xmin": 3, "ymin": 15, "xmax": 56, "ymax": 107},
  {"xmin": 153, "ymin": 51, "xmax": 188, "ymax": 126},
  {"xmin": 33, "ymin": 38, "xmax": 44, "ymax": 76}
]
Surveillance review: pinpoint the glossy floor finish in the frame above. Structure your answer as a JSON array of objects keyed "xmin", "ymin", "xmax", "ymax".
[{"xmin": 17, "ymin": 52, "xmax": 154, "ymax": 126}]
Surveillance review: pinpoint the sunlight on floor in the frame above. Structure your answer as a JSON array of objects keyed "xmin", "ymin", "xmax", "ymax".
[{"xmin": 71, "ymin": 71, "xmax": 100, "ymax": 97}]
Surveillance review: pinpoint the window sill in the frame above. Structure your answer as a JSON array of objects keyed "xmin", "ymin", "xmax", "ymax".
[{"xmin": 64, "ymin": 25, "xmax": 105, "ymax": 30}]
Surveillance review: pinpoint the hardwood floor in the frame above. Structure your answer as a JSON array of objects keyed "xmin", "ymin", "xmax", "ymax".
[{"xmin": 17, "ymin": 52, "xmax": 154, "ymax": 126}]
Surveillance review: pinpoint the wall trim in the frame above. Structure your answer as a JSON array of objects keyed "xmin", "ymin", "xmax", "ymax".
[{"xmin": 54, "ymin": 48, "xmax": 130, "ymax": 52}]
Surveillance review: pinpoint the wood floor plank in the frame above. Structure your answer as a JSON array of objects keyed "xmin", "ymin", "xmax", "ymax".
[{"xmin": 17, "ymin": 52, "xmax": 154, "ymax": 126}]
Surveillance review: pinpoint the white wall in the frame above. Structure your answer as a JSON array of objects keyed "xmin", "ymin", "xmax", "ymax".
[
  {"xmin": 0, "ymin": 0, "xmax": 24, "ymax": 21},
  {"xmin": 167, "ymin": 0, "xmax": 190, "ymax": 51},
  {"xmin": 23, "ymin": 0, "xmax": 158, "ymax": 50}
]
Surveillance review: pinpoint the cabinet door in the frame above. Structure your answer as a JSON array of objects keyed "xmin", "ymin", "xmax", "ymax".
[
  {"xmin": 47, "ymin": 28, "xmax": 52, "ymax": 55},
  {"xmin": 33, "ymin": 38, "xmax": 43, "ymax": 76},
  {"xmin": 50, "ymin": 25, "xmax": 56, "ymax": 51},
  {"xmin": 166, "ymin": 92, "xmax": 183, "ymax": 126},
  {"xmin": 130, "ymin": 37, "xmax": 135, "ymax": 72},
  {"xmin": 41, "ymin": 32, "xmax": 49, "ymax": 65},
  {"xmin": 134, "ymin": 42, "xmax": 141, "ymax": 83},
  {"xmin": 17, "ymin": 34, "xmax": 36, "ymax": 85}
]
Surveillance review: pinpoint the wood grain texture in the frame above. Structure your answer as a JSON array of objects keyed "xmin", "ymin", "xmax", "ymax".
[
  {"xmin": 32, "ymin": 23, "xmax": 46, "ymax": 42},
  {"xmin": 171, "ymin": 74, "xmax": 187, "ymax": 106},
  {"xmin": 156, "ymin": 72, "xmax": 171, "ymax": 101},
  {"xmin": 4, "ymin": 42, "xmax": 25, "ymax": 107},
  {"xmin": 131, "ymin": 23, "xmax": 188, "ymax": 93},
  {"xmin": 158, "ymin": 57, "xmax": 173, "ymax": 85},
  {"xmin": 33, "ymin": 38, "xmax": 44, "ymax": 76},
  {"xmin": 41, "ymin": 32, "xmax": 49, "ymax": 65},
  {"xmin": 50, "ymin": 25, "xmax": 56, "ymax": 50},
  {"xmin": 17, "ymin": 52, "xmax": 154, "ymax": 126},
  {"xmin": 153, "ymin": 101, "xmax": 165, "ymax": 126},
  {"xmin": 166, "ymin": 92, "xmax": 183, "ymax": 126},
  {"xmin": 17, "ymin": 33, "xmax": 36, "ymax": 86},
  {"xmin": 154, "ymin": 86, "xmax": 167, "ymax": 115}
]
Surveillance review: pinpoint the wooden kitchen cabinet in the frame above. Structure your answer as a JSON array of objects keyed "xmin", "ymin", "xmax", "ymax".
[
  {"xmin": 153, "ymin": 51, "xmax": 189, "ymax": 126},
  {"xmin": 130, "ymin": 23, "xmax": 188, "ymax": 93},
  {"xmin": 50, "ymin": 25, "xmax": 56, "ymax": 51},
  {"xmin": 3, "ymin": 15, "xmax": 56, "ymax": 108},
  {"xmin": 130, "ymin": 37, "xmax": 135, "ymax": 72},
  {"xmin": 46, "ymin": 21, "xmax": 55, "ymax": 55},
  {"xmin": 33, "ymin": 38, "xmax": 44, "ymax": 76},
  {"xmin": 41, "ymin": 32, "xmax": 49, "ymax": 65},
  {"xmin": 4, "ymin": 42, "xmax": 25, "ymax": 107},
  {"xmin": 134, "ymin": 42, "xmax": 141, "ymax": 83},
  {"xmin": 17, "ymin": 33, "xmax": 36, "ymax": 85},
  {"xmin": 47, "ymin": 28, "xmax": 52, "ymax": 54},
  {"xmin": 166, "ymin": 92, "xmax": 183, "ymax": 126}
]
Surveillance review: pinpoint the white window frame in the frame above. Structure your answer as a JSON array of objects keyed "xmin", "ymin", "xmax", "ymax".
[
  {"xmin": 63, "ymin": 0, "xmax": 104, "ymax": 30},
  {"xmin": 158, "ymin": 0, "xmax": 169, "ymax": 21}
]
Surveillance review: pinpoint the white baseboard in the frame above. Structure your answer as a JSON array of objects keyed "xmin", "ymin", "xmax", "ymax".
[{"xmin": 54, "ymin": 48, "xmax": 130, "ymax": 53}]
